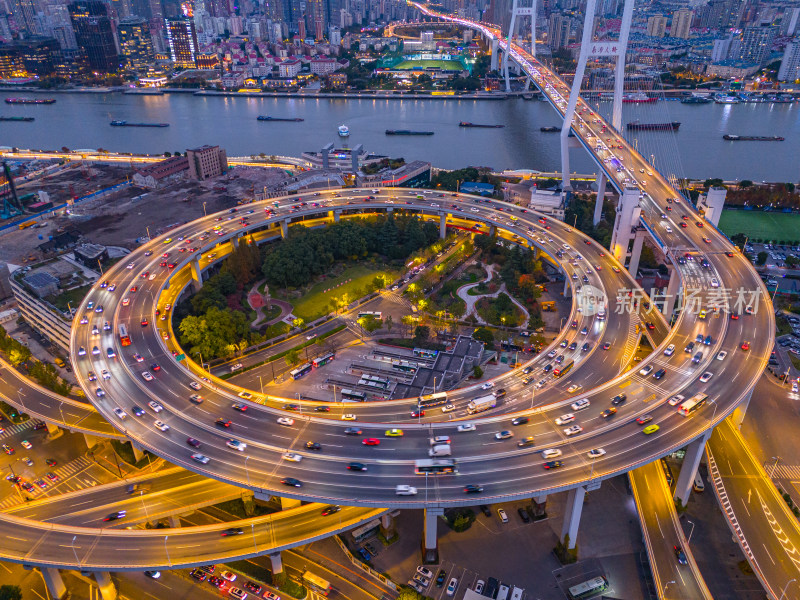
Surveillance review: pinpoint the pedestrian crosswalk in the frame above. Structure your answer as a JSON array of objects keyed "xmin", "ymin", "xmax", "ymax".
[
  {"xmin": 0, "ymin": 455, "xmax": 93, "ymax": 509},
  {"xmin": 0, "ymin": 420, "xmax": 33, "ymax": 441},
  {"xmin": 763, "ymin": 462, "xmax": 800, "ymax": 480}
]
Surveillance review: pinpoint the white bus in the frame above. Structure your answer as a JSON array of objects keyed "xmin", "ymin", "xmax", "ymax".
[
  {"xmin": 568, "ymin": 576, "xmax": 608, "ymax": 599},
  {"xmin": 678, "ymin": 393, "xmax": 708, "ymax": 417},
  {"xmin": 467, "ymin": 395, "xmax": 496, "ymax": 414}
]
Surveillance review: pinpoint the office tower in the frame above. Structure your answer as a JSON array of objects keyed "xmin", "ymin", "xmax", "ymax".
[
  {"xmin": 68, "ymin": 1, "xmax": 120, "ymax": 72},
  {"xmin": 165, "ymin": 17, "xmax": 197, "ymax": 67},
  {"xmin": 711, "ymin": 35, "xmax": 731, "ymax": 62},
  {"xmin": 15, "ymin": 35, "xmax": 61, "ymax": 75},
  {"xmin": 782, "ymin": 7, "xmax": 800, "ymax": 37},
  {"xmin": 0, "ymin": 46, "xmax": 22, "ymax": 77},
  {"xmin": 15, "ymin": 0, "xmax": 40, "ymax": 35},
  {"xmin": 548, "ymin": 12, "xmax": 570, "ymax": 49},
  {"xmin": 737, "ymin": 23, "xmax": 776, "ymax": 66},
  {"xmin": 778, "ymin": 37, "xmax": 800, "ymax": 81},
  {"xmin": 646, "ymin": 14, "xmax": 667, "ymax": 38},
  {"xmin": 671, "ymin": 9, "xmax": 692, "ymax": 39},
  {"xmin": 118, "ymin": 17, "xmax": 154, "ymax": 70}
]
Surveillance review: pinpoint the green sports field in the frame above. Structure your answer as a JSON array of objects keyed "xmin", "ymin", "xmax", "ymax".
[
  {"xmin": 393, "ymin": 59, "xmax": 465, "ymax": 70},
  {"xmin": 718, "ymin": 210, "xmax": 800, "ymax": 241}
]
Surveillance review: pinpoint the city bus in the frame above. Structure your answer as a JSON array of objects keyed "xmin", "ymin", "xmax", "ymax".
[
  {"xmin": 312, "ymin": 353, "xmax": 335, "ymax": 368},
  {"xmin": 302, "ymin": 571, "xmax": 332, "ymax": 596},
  {"xmin": 418, "ymin": 391, "xmax": 448, "ymax": 408},
  {"xmin": 392, "ymin": 360, "xmax": 417, "ymax": 373},
  {"xmin": 340, "ymin": 389, "xmax": 367, "ymax": 402},
  {"xmin": 290, "ymin": 363, "xmax": 313, "ymax": 380},
  {"xmin": 553, "ymin": 360, "xmax": 574, "ymax": 378},
  {"xmin": 414, "ymin": 459, "xmax": 458, "ymax": 475},
  {"xmin": 567, "ymin": 576, "xmax": 608, "ymax": 599},
  {"xmin": 357, "ymin": 311, "xmax": 382, "ymax": 320},
  {"xmin": 678, "ymin": 393, "xmax": 708, "ymax": 417},
  {"xmin": 118, "ymin": 324, "xmax": 131, "ymax": 346},
  {"xmin": 413, "ymin": 348, "xmax": 438, "ymax": 359},
  {"xmin": 350, "ymin": 518, "xmax": 380, "ymax": 543}
]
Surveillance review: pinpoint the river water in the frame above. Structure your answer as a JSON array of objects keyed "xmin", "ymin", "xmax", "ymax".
[{"xmin": 1, "ymin": 91, "xmax": 797, "ymax": 181}]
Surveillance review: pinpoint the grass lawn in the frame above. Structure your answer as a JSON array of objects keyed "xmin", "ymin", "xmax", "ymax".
[
  {"xmin": 394, "ymin": 59, "xmax": 464, "ymax": 70},
  {"xmin": 291, "ymin": 264, "xmax": 401, "ymax": 321},
  {"xmin": 718, "ymin": 210, "xmax": 800, "ymax": 242}
]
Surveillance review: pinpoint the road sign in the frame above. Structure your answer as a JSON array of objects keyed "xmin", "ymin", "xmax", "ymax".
[{"xmin": 175, "ymin": 353, "xmax": 185, "ymax": 361}]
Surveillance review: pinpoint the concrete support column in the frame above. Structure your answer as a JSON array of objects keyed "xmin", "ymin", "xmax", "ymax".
[
  {"xmin": 627, "ymin": 229, "xmax": 645, "ymax": 278},
  {"xmin": 279, "ymin": 496, "xmax": 301, "ymax": 510},
  {"xmin": 190, "ymin": 259, "xmax": 203, "ymax": 293},
  {"xmin": 94, "ymin": 571, "xmax": 117, "ymax": 600},
  {"xmin": 531, "ymin": 494, "xmax": 547, "ymax": 519},
  {"xmin": 490, "ymin": 39, "xmax": 499, "ymax": 71},
  {"xmin": 439, "ymin": 214, "xmax": 446, "ymax": 239},
  {"xmin": 83, "ymin": 433, "xmax": 101, "ymax": 450},
  {"xmin": 41, "ymin": 568, "xmax": 67, "ymax": 600},
  {"xmin": 380, "ymin": 512, "xmax": 396, "ymax": 537},
  {"xmin": 561, "ymin": 486, "xmax": 586, "ymax": 549},
  {"xmin": 663, "ymin": 267, "xmax": 681, "ymax": 318},
  {"xmin": 674, "ymin": 431, "xmax": 711, "ymax": 507},
  {"xmin": 423, "ymin": 507, "xmax": 444, "ymax": 564},
  {"xmin": 330, "ymin": 210, "xmax": 340, "ymax": 222},
  {"xmin": 232, "ymin": 236, "xmax": 240, "ymax": 249},
  {"xmin": 281, "ymin": 219, "xmax": 289, "ymax": 239},
  {"xmin": 269, "ymin": 552, "xmax": 283, "ymax": 574},
  {"xmin": 732, "ymin": 389, "xmax": 752, "ymax": 429},
  {"xmin": 168, "ymin": 515, "xmax": 181, "ymax": 528},
  {"xmin": 593, "ymin": 172, "xmax": 606, "ymax": 226},
  {"xmin": 563, "ymin": 277, "xmax": 571, "ymax": 298},
  {"xmin": 45, "ymin": 420, "xmax": 62, "ymax": 439},
  {"xmin": 131, "ymin": 442, "xmax": 145, "ymax": 462}
]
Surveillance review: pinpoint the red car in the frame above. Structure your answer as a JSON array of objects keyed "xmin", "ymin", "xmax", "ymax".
[
  {"xmin": 680, "ymin": 222, "xmax": 687, "ymax": 228},
  {"xmin": 362, "ymin": 438, "xmax": 380, "ymax": 446},
  {"xmin": 129, "ymin": 286, "xmax": 137, "ymax": 293},
  {"xmin": 741, "ymin": 341, "xmax": 750, "ymax": 351},
  {"xmin": 207, "ymin": 576, "xmax": 224, "ymax": 588},
  {"xmin": 410, "ymin": 410, "xmax": 425, "ymax": 418}
]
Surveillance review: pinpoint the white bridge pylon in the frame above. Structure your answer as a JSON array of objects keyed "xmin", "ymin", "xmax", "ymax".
[{"xmin": 502, "ymin": 0, "xmax": 537, "ymax": 92}]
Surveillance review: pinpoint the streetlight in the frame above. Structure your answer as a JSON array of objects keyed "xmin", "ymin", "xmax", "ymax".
[
  {"xmin": 97, "ymin": 258, "xmax": 103, "ymax": 275},
  {"xmin": 663, "ymin": 581, "xmax": 676, "ymax": 593},
  {"xmin": 164, "ymin": 535, "xmax": 171, "ymax": 566},
  {"xmin": 780, "ymin": 579, "xmax": 797, "ymax": 600},
  {"xmin": 770, "ymin": 456, "xmax": 782, "ymax": 478},
  {"xmin": 203, "ymin": 202, "xmax": 207, "ymax": 217},
  {"xmin": 258, "ymin": 375, "xmax": 264, "ymax": 394},
  {"xmin": 686, "ymin": 519, "xmax": 695, "ymax": 545}
]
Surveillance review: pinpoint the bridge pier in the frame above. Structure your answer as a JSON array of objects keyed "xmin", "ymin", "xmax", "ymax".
[
  {"xmin": 592, "ymin": 172, "xmax": 606, "ymax": 226},
  {"xmin": 697, "ymin": 187, "xmax": 727, "ymax": 227},
  {"xmin": 45, "ymin": 420, "xmax": 62, "ymax": 439},
  {"xmin": 94, "ymin": 571, "xmax": 117, "ymax": 600},
  {"xmin": 562, "ymin": 277, "xmax": 571, "ymax": 298},
  {"xmin": 190, "ymin": 259, "xmax": 203, "ymax": 293},
  {"xmin": 131, "ymin": 442, "xmax": 145, "ymax": 462},
  {"xmin": 674, "ymin": 431, "xmax": 711, "ymax": 507},
  {"xmin": 41, "ymin": 567, "xmax": 67, "ymax": 600},
  {"xmin": 329, "ymin": 209, "xmax": 341, "ymax": 222},
  {"xmin": 440, "ymin": 214, "xmax": 447, "ymax": 239},
  {"xmin": 627, "ymin": 229, "xmax": 645, "ymax": 278},
  {"xmin": 83, "ymin": 433, "xmax": 101, "ymax": 450},
  {"xmin": 281, "ymin": 219, "xmax": 289, "ymax": 239},
  {"xmin": 531, "ymin": 494, "xmax": 547, "ymax": 518},
  {"xmin": 380, "ymin": 512, "xmax": 396, "ymax": 537},
  {"xmin": 269, "ymin": 552, "xmax": 283, "ymax": 574},
  {"xmin": 422, "ymin": 507, "xmax": 444, "ymax": 563},
  {"xmin": 232, "ymin": 235, "xmax": 240, "ymax": 249},
  {"xmin": 663, "ymin": 267, "xmax": 681, "ymax": 318},
  {"xmin": 168, "ymin": 515, "xmax": 181, "ymax": 528},
  {"xmin": 560, "ymin": 485, "xmax": 586, "ymax": 550},
  {"xmin": 609, "ymin": 187, "xmax": 641, "ymax": 262},
  {"xmin": 280, "ymin": 496, "xmax": 301, "ymax": 510},
  {"xmin": 731, "ymin": 389, "xmax": 753, "ymax": 429},
  {"xmin": 490, "ymin": 39, "xmax": 499, "ymax": 71}
]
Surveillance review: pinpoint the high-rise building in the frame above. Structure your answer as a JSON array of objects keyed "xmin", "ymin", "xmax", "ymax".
[
  {"xmin": 671, "ymin": 9, "xmax": 693, "ymax": 39},
  {"xmin": 118, "ymin": 17, "xmax": 154, "ymax": 70},
  {"xmin": 778, "ymin": 37, "xmax": 800, "ymax": 82},
  {"xmin": 15, "ymin": 36, "xmax": 62, "ymax": 76},
  {"xmin": 737, "ymin": 23, "xmax": 776, "ymax": 66},
  {"xmin": 646, "ymin": 14, "xmax": 668, "ymax": 38},
  {"xmin": 782, "ymin": 7, "xmax": 800, "ymax": 37},
  {"xmin": 548, "ymin": 13, "xmax": 570, "ymax": 50},
  {"xmin": 15, "ymin": 0, "xmax": 40, "ymax": 35},
  {"xmin": 68, "ymin": 1, "xmax": 120, "ymax": 72},
  {"xmin": 165, "ymin": 18, "xmax": 198, "ymax": 67},
  {"xmin": 187, "ymin": 145, "xmax": 228, "ymax": 180},
  {"xmin": 711, "ymin": 35, "xmax": 732, "ymax": 62},
  {"xmin": 0, "ymin": 46, "xmax": 23, "ymax": 78}
]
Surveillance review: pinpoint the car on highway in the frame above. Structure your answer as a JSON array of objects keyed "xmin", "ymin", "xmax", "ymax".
[
  {"xmin": 716, "ymin": 351, "xmax": 728, "ymax": 360},
  {"xmin": 147, "ymin": 401, "xmax": 163, "ymax": 413},
  {"xmin": 191, "ymin": 453, "xmax": 210, "ymax": 464},
  {"xmin": 699, "ymin": 371, "xmax": 714, "ymax": 383},
  {"xmin": 571, "ymin": 399, "xmax": 590, "ymax": 411},
  {"xmin": 611, "ymin": 393, "xmax": 627, "ymax": 406},
  {"xmin": 642, "ymin": 424, "xmax": 660, "ymax": 435},
  {"xmin": 567, "ymin": 384, "xmax": 582, "ymax": 394},
  {"xmin": 668, "ymin": 394, "xmax": 685, "ymax": 407},
  {"xmin": 674, "ymin": 545, "xmax": 687, "ymax": 565},
  {"xmin": 554, "ymin": 413, "xmax": 574, "ymax": 425},
  {"xmin": 511, "ymin": 416, "xmax": 529, "ymax": 426},
  {"xmin": 141, "ymin": 371, "xmax": 154, "ymax": 382},
  {"xmin": 587, "ymin": 448, "xmax": 606, "ymax": 459},
  {"xmin": 243, "ymin": 582, "xmax": 263, "ymax": 595},
  {"xmin": 480, "ymin": 382, "xmax": 494, "ymax": 390},
  {"xmin": 189, "ymin": 381, "xmax": 202, "ymax": 390},
  {"xmin": 190, "ymin": 569, "xmax": 206, "ymax": 582},
  {"xmin": 362, "ymin": 438, "xmax": 380, "ymax": 446},
  {"xmin": 741, "ymin": 341, "xmax": 750, "ymax": 351},
  {"xmin": 221, "ymin": 528, "xmax": 244, "ymax": 536},
  {"xmin": 495, "ymin": 430, "xmax": 513, "ymax": 440},
  {"xmin": 464, "ymin": 484, "xmax": 483, "ymax": 494},
  {"xmin": 226, "ymin": 439, "xmax": 246, "ymax": 451},
  {"xmin": 133, "ymin": 353, "xmax": 144, "ymax": 362},
  {"xmin": 189, "ymin": 394, "xmax": 203, "ymax": 404},
  {"xmin": 113, "ymin": 408, "xmax": 127, "ymax": 420},
  {"xmin": 154, "ymin": 420, "xmax": 169, "ymax": 432},
  {"xmin": 216, "ymin": 418, "xmax": 232, "ymax": 428},
  {"xmin": 277, "ymin": 417, "xmax": 294, "ymax": 426},
  {"xmin": 103, "ymin": 511, "xmax": 126, "ymax": 522},
  {"xmin": 410, "ymin": 409, "xmax": 424, "ymax": 418},
  {"xmin": 664, "ymin": 344, "xmax": 675, "ymax": 356},
  {"xmin": 186, "ymin": 438, "xmax": 201, "ymax": 448},
  {"xmin": 221, "ymin": 571, "xmax": 237, "ymax": 582},
  {"xmin": 564, "ymin": 425, "xmax": 583, "ymax": 436},
  {"xmin": 517, "ymin": 436, "xmax": 535, "ymax": 448},
  {"xmin": 385, "ymin": 429, "xmax": 404, "ymax": 437},
  {"xmin": 321, "ymin": 505, "xmax": 341, "ymax": 516},
  {"xmin": 638, "ymin": 365, "xmax": 653, "ymax": 376},
  {"xmin": 342, "ymin": 414, "xmax": 357, "ymax": 421},
  {"xmin": 636, "ymin": 415, "xmax": 653, "ymax": 425},
  {"xmin": 281, "ymin": 478, "xmax": 302, "ymax": 487},
  {"xmin": 457, "ymin": 423, "xmax": 476, "ymax": 432},
  {"xmin": 283, "ymin": 453, "xmax": 302, "ymax": 462},
  {"xmin": 131, "ymin": 406, "xmax": 145, "ymax": 417},
  {"xmin": 543, "ymin": 461, "xmax": 563, "ymax": 469},
  {"xmin": 653, "ymin": 368, "xmax": 666, "ymax": 380}
]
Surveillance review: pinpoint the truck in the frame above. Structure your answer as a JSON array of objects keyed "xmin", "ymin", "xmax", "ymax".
[
  {"xmin": 428, "ymin": 444, "xmax": 452, "ymax": 457},
  {"xmin": 467, "ymin": 395, "xmax": 497, "ymax": 415}
]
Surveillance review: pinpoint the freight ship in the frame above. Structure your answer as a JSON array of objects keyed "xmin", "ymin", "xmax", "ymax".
[
  {"xmin": 385, "ymin": 130, "xmax": 434, "ymax": 135},
  {"xmin": 459, "ymin": 122, "xmax": 504, "ymax": 128},
  {"xmin": 622, "ymin": 92, "xmax": 657, "ymax": 103},
  {"xmin": 5, "ymin": 97, "xmax": 55, "ymax": 104},
  {"xmin": 723, "ymin": 134, "xmax": 784, "ymax": 141},
  {"xmin": 681, "ymin": 95, "xmax": 712, "ymax": 104},
  {"xmin": 338, "ymin": 124, "xmax": 350, "ymax": 137},
  {"xmin": 257, "ymin": 116, "xmax": 305, "ymax": 122},
  {"xmin": 110, "ymin": 121, "xmax": 169, "ymax": 127},
  {"xmin": 0, "ymin": 116, "xmax": 34, "ymax": 121},
  {"xmin": 626, "ymin": 120, "xmax": 680, "ymax": 131},
  {"xmin": 714, "ymin": 95, "xmax": 740, "ymax": 104}
]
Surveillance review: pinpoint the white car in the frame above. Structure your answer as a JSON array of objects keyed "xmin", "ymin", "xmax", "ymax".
[
  {"xmin": 226, "ymin": 439, "xmax": 246, "ymax": 451},
  {"xmin": 446, "ymin": 578, "xmax": 459, "ymax": 597},
  {"xmin": 664, "ymin": 344, "xmax": 675, "ymax": 356},
  {"xmin": 716, "ymin": 350, "xmax": 728, "ymax": 361},
  {"xmin": 221, "ymin": 571, "xmax": 236, "ymax": 582},
  {"xmin": 564, "ymin": 425, "xmax": 583, "ymax": 436},
  {"xmin": 441, "ymin": 404, "xmax": 456, "ymax": 413},
  {"xmin": 283, "ymin": 453, "xmax": 302, "ymax": 462},
  {"xmin": 793, "ymin": 382, "xmax": 799, "ymax": 394},
  {"xmin": 587, "ymin": 448, "xmax": 606, "ymax": 459},
  {"xmin": 141, "ymin": 371, "xmax": 154, "ymax": 382},
  {"xmin": 154, "ymin": 420, "xmax": 169, "ymax": 432},
  {"xmin": 395, "ymin": 485, "xmax": 418, "ymax": 495},
  {"xmin": 699, "ymin": 371, "xmax": 713, "ymax": 383},
  {"xmin": 665, "ymin": 226, "xmax": 673, "ymax": 233},
  {"xmin": 277, "ymin": 417, "xmax": 294, "ymax": 426},
  {"xmin": 555, "ymin": 413, "xmax": 574, "ymax": 425},
  {"xmin": 189, "ymin": 381, "xmax": 202, "ymax": 390},
  {"xmin": 148, "ymin": 401, "xmax": 163, "ymax": 413},
  {"xmin": 480, "ymin": 382, "xmax": 494, "ymax": 390},
  {"xmin": 342, "ymin": 414, "xmax": 357, "ymax": 421},
  {"xmin": 570, "ymin": 399, "xmax": 590, "ymax": 411},
  {"xmin": 113, "ymin": 408, "xmax": 127, "ymax": 420},
  {"xmin": 192, "ymin": 453, "xmax": 210, "ymax": 464},
  {"xmin": 101, "ymin": 369, "xmax": 111, "ymax": 379},
  {"xmin": 456, "ymin": 423, "xmax": 476, "ymax": 432},
  {"xmin": 541, "ymin": 449, "xmax": 562, "ymax": 459},
  {"xmin": 133, "ymin": 353, "xmax": 144, "ymax": 362},
  {"xmin": 668, "ymin": 394, "xmax": 685, "ymax": 406},
  {"xmin": 639, "ymin": 365, "xmax": 653, "ymax": 376},
  {"xmin": 21, "ymin": 440, "xmax": 32, "ymax": 449}
]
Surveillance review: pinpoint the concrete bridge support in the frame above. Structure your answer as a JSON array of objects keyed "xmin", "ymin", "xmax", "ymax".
[
  {"xmin": 269, "ymin": 552, "xmax": 283, "ymax": 574},
  {"xmin": 281, "ymin": 219, "xmax": 289, "ymax": 239},
  {"xmin": 168, "ymin": 515, "xmax": 181, "ymax": 528},
  {"xmin": 731, "ymin": 389, "xmax": 753, "ymax": 429},
  {"xmin": 531, "ymin": 494, "xmax": 547, "ymax": 519},
  {"xmin": 610, "ymin": 188, "xmax": 641, "ymax": 262},
  {"xmin": 131, "ymin": 442, "xmax": 145, "ymax": 462},
  {"xmin": 423, "ymin": 507, "xmax": 444, "ymax": 564},
  {"xmin": 561, "ymin": 484, "xmax": 589, "ymax": 549},
  {"xmin": 674, "ymin": 431, "xmax": 711, "ymax": 507},
  {"xmin": 627, "ymin": 229, "xmax": 645, "ymax": 278},
  {"xmin": 663, "ymin": 267, "xmax": 681, "ymax": 319},
  {"xmin": 232, "ymin": 235, "xmax": 240, "ymax": 249},
  {"xmin": 42, "ymin": 568, "xmax": 67, "ymax": 599},
  {"xmin": 280, "ymin": 496, "xmax": 301, "ymax": 510},
  {"xmin": 490, "ymin": 39, "xmax": 499, "ymax": 71},
  {"xmin": 563, "ymin": 277, "xmax": 571, "ymax": 298},
  {"xmin": 94, "ymin": 571, "xmax": 117, "ymax": 600},
  {"xmin": 83, "ymin": 433, "xmax": 101, "ymax": 450},
  {"xmin": 380, "ymin": 512, "xmax": 396, "ymax": 537},
  {"xmin": 593, "ymin": 172, "xmax": 606, "ymax": 227},
  {"xmin": 329, "ymin": 210, "xmax": 341, "ymax": 222},
  {"xmin": 440, "ymin": 214, "xmax": 447, "ymax": 239},
  {"xmin": 190, "ymin": 259, "xmax": 203, "ymax": 293},
  {"xmin": 45, "ymin": 420, "xmax": 62, "ymax": 439}
]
